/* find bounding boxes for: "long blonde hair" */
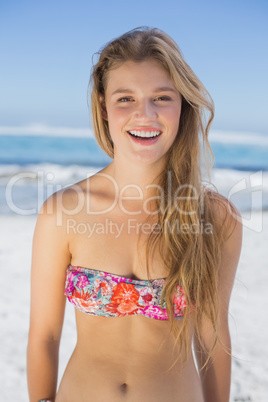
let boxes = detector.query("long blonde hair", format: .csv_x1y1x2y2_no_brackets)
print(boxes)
89,27,235,369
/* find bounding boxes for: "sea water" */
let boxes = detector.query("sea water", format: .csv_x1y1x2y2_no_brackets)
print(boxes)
0,131,267,216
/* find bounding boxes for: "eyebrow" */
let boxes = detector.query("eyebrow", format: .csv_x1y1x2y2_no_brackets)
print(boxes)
111,86,178,96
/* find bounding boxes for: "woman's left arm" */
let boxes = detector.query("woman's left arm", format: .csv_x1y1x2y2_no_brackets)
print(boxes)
194,201,243,402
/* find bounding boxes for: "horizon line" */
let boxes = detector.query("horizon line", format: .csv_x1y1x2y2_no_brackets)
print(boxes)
0,124,94,138
0,124,268,145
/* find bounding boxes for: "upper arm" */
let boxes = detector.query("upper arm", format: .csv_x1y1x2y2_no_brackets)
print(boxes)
216,200,243,321
194,197,243,352
29,192,71,342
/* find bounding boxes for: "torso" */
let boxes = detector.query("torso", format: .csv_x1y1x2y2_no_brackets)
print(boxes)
55,168,204,402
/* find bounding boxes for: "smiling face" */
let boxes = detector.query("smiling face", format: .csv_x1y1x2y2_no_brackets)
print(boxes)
102,59,182,166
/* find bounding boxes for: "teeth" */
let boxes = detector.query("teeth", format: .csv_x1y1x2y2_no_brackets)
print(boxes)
128,130,161,138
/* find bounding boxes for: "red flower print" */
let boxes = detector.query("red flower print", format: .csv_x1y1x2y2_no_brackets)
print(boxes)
99,281,110,295
111,283,140,304
73,288,92,302
117,301,139,314
106,283,141,316
142,293,153,303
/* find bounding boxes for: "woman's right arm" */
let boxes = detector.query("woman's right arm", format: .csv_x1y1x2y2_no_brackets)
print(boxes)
27,193,71,402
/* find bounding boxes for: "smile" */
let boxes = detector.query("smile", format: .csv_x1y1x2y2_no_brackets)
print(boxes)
127,130,162,139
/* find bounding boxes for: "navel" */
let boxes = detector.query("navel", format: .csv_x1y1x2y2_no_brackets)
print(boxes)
119,382,128,393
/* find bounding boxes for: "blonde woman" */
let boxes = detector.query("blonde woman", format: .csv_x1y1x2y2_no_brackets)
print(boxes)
27,27,242,402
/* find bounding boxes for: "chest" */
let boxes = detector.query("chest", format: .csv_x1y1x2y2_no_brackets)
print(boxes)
68,210,167,280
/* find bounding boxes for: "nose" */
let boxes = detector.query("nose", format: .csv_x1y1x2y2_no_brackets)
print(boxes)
134,99,157,121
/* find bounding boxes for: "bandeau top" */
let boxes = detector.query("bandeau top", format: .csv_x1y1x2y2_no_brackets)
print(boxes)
64,265,186,320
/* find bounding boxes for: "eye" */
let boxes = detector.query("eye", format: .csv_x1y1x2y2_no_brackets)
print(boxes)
118,97,133,102
155,96,172,101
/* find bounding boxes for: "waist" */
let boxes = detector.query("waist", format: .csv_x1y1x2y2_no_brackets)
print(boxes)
58,345,203,402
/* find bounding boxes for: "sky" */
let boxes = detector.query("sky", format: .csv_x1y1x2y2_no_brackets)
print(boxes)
0,0,268,135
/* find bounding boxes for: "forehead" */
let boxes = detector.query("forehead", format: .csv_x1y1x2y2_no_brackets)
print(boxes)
105,59,175,92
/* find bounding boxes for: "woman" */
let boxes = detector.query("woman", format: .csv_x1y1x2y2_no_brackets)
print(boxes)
27,27,242,402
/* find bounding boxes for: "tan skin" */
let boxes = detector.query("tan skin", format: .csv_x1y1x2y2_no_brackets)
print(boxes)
27,60,242,401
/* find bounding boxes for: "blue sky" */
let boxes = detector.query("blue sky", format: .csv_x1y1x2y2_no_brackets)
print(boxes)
0,0,267,134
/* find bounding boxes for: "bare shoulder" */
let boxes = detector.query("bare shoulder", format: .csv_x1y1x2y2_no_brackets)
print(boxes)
205,189,243,244
42,179,88,214
35,171,110,236
39,175,97,223
35,166,114,237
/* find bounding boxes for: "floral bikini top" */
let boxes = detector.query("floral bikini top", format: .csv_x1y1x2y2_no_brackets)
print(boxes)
64,265,186,320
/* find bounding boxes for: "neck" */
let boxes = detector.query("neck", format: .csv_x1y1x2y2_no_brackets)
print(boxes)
107,158,166,197
101,155,168,216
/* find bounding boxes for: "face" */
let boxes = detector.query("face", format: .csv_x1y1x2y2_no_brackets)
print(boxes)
102,59,182,166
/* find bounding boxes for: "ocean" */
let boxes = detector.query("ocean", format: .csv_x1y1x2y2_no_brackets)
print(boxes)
0,130,267,216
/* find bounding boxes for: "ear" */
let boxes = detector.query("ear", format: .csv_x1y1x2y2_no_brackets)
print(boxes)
99,95,108,120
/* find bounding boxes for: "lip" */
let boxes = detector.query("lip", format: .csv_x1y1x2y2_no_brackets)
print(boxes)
128,127,162,132
127,128,162,145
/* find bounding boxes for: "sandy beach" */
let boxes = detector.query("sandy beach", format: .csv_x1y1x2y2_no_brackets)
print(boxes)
0,211,267,401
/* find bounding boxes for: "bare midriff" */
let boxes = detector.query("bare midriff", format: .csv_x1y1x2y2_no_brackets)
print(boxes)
56,311,204,402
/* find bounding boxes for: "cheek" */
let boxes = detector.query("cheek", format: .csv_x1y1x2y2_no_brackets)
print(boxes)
173,109,182,128
108,107,130,125
166,109,181,139
107,109,130,139
162,103,181,119
165,111,181,133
